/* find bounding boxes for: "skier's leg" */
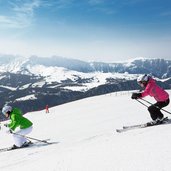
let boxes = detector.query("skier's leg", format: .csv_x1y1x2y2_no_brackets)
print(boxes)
148,99,170,121
148,105,159,120
154,99,170,119
13,126,33,147
13,134,26,147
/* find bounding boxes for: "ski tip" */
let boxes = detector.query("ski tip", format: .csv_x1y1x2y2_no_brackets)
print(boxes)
116,129,122,133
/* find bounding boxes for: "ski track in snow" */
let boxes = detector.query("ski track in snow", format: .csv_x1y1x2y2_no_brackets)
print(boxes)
0,90,171,171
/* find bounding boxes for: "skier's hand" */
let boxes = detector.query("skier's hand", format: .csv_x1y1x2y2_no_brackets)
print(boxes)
4,127,13,134
5,128,13,134
131,93,142,99
3,123,8,127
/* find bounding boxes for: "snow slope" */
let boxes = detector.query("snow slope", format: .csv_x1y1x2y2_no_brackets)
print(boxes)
0,90,171,171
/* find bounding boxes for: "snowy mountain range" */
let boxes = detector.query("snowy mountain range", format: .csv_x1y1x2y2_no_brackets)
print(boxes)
0,55,171,118
1,55,171,78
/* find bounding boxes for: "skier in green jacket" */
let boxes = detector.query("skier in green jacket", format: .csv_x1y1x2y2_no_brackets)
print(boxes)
2,105,33,149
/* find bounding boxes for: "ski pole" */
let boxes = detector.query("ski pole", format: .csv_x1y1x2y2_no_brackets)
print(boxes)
139,98,171,115
12,132,51,144
136,99,149,108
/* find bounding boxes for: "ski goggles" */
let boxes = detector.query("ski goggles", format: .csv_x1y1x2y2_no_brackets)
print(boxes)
138,81,146,86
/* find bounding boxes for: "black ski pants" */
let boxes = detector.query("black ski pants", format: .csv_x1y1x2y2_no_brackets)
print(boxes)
148,98,170,120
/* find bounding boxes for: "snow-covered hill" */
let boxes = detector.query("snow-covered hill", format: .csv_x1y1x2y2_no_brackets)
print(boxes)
0,90,171,171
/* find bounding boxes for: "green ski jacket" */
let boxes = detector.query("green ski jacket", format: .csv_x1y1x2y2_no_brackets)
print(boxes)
8,108,33,131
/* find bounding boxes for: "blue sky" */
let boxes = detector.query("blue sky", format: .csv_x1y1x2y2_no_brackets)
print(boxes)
0,0,171,62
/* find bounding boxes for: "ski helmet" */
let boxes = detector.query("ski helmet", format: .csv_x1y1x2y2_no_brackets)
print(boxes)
137,74,150,84
2,105,12,115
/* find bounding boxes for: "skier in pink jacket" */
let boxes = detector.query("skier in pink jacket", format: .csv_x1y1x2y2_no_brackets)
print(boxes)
131,74,170,124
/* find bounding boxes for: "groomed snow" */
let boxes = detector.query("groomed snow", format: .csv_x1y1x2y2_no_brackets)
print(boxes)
0,90,171,171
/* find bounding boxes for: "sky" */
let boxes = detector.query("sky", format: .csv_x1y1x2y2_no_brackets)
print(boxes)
0,0,171,62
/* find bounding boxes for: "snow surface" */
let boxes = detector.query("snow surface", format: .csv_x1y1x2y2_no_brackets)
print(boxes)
15,94,37,101
0,90,171,171
0,85,17,91
28,64,139,91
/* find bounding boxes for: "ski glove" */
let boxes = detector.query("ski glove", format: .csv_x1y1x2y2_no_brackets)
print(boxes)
3,124,12,134
4,123,8,127
131,93,142,99
6,128,13,134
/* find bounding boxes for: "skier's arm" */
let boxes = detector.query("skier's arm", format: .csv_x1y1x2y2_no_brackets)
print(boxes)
141,83,151,98
8,115,18,131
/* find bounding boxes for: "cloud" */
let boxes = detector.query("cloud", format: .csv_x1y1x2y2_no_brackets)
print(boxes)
41,0,74,9
0,0,41,28
11,0,40,14
0,15,27,28
0,16,12,23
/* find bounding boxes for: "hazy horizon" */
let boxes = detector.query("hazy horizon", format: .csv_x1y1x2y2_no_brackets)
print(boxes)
0,53,171,63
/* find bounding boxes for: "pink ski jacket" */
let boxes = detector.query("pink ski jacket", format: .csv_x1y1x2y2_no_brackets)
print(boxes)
141,78,169,102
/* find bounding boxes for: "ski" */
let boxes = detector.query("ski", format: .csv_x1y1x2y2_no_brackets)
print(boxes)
0,147,12,152
123,117,169,129
123,124,146,129
116,117,171,133
116,123,148,133
0,139,58,153
0,145,30,152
